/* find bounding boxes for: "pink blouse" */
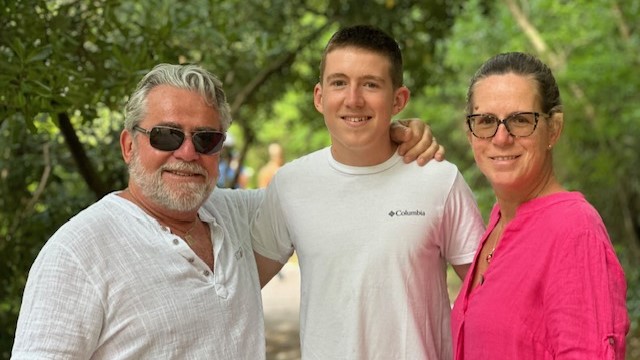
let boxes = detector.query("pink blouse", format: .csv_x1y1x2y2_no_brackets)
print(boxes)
451,192,629,359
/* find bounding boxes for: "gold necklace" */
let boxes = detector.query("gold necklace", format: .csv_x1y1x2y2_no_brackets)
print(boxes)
485,185,550,264
181,220,199,248
486,222,504,264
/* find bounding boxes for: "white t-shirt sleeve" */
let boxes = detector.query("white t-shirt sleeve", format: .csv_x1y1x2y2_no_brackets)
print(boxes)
250,176,295,264
441,171,485,265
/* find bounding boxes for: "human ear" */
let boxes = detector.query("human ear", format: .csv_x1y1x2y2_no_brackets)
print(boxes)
313,83,323,113
547,112,564,148
392,86,411,115
120,129,135,164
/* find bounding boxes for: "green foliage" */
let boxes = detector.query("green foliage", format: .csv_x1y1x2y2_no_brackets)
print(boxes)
1,0,638,357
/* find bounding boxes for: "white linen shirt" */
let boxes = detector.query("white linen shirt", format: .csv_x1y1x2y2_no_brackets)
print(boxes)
12,189,265,359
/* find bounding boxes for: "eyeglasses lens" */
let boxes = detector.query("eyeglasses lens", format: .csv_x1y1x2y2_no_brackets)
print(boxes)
469,112,537,138
506,113,536,136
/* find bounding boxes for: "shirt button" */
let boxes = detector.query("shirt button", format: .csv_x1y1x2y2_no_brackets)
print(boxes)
203,270,210,277
609,337,615,345
188,257,195,263
172,238,180,245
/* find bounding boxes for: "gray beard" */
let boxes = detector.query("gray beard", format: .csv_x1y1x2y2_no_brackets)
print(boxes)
128,148,214,212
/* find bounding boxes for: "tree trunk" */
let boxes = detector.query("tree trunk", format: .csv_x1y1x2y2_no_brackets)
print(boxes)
57,112,109,198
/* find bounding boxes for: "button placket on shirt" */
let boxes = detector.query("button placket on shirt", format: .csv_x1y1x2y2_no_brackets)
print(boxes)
173,235,214,279
161,217,230,296
161,225,211,280
210,221,229,298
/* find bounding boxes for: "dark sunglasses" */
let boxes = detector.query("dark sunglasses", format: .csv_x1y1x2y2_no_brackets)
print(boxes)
133,125,226,155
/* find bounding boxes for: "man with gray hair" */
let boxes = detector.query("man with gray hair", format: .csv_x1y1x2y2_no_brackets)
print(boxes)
13,63,267,358
12,63,439,358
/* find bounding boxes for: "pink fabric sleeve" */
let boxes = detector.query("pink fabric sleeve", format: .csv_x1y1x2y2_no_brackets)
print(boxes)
545,228,628,359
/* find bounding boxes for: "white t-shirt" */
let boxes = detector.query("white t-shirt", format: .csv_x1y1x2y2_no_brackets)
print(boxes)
251,148,485,360
13,189,265,359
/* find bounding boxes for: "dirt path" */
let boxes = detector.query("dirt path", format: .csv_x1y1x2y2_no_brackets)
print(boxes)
262,263,301,360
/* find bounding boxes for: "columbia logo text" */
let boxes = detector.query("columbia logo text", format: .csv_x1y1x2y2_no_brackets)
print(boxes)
388,210,426,217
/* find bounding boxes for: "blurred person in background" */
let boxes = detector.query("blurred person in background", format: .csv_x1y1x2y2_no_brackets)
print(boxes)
258,142,285,188
217,133,250,188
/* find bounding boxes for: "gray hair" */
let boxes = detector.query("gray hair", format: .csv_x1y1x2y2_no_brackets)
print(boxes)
124,63,232,132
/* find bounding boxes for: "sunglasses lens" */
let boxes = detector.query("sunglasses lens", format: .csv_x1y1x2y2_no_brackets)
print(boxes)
149,127,185,151
147,127,225,155
193,132,226,154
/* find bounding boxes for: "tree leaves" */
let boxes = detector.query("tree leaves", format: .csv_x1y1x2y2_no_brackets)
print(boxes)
2,0,638,356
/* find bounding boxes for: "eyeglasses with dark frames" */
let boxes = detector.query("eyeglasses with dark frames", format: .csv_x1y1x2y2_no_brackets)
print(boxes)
466,111,547,139
133,125,226,155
